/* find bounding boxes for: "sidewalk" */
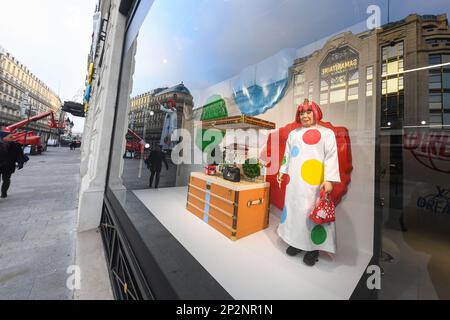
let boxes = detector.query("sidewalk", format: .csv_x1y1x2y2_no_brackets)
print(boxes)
0,147,80,299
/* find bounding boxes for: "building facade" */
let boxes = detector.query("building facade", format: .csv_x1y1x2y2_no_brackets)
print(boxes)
128,83,193,150
0,46,63,141
377,14,450,129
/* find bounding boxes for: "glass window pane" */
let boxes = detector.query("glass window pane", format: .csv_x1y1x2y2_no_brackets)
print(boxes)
330,88,346,103
429,92,442,103
429,74,441,89
349,71,359,82
387,78,399,93
399,76,404,90
444,113,450,125
429,82,441,90
430,113,442,124
429,54,441,65
442,54,450,64
366,66,373,81
386,45,397,59
444,93,450,111
348,86,358,96
429,102,442,110
443,73,450,89
398,42,404,55
387,61,399,75
399,59,404,72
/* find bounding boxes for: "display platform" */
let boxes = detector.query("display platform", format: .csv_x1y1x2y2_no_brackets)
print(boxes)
134,187,372,299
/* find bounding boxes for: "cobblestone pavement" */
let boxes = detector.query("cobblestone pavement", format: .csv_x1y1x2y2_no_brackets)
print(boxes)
0,147,80,299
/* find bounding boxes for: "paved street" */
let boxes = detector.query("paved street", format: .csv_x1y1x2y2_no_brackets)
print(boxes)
0,147,80,299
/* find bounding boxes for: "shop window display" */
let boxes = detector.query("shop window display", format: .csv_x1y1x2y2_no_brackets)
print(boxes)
103,0,450,300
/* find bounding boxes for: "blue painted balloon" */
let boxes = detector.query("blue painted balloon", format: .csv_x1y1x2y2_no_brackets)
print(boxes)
233,79,288,116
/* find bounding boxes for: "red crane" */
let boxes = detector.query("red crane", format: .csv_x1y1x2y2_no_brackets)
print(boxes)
126,128,146,158
2,111,66,152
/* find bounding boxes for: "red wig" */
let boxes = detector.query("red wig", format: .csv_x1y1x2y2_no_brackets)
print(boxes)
296,99,323,123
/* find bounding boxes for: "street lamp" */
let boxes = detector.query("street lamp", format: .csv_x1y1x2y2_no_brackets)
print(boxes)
141,106,156,151
20,92,33,152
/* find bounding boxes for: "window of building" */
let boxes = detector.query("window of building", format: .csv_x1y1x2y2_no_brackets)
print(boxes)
319,79,329,105
348,85,358,100
381,41,404,127
366,66,373,97
428,54,450,125
330,88,346,103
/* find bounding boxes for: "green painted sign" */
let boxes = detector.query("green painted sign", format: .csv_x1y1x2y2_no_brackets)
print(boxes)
196,98,228,152
200,99,228,121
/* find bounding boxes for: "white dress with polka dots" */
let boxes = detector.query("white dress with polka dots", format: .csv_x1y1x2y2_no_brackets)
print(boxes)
278,125,341,254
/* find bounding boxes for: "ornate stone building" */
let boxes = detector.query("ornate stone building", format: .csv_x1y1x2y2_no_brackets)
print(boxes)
0,46,63,140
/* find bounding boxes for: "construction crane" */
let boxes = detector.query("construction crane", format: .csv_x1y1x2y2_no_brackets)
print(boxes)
125,128,147,158
2,111,66,154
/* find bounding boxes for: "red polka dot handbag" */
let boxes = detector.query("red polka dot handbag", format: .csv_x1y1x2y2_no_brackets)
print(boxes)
309,189,336,224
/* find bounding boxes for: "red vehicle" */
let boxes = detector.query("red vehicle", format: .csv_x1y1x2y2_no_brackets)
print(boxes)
1,111,66,154
125,128,146,159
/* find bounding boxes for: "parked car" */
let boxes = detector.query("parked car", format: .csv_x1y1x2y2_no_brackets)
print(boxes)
47,139,59,147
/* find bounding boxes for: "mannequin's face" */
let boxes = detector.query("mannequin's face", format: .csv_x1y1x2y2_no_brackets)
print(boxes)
300,109,316,127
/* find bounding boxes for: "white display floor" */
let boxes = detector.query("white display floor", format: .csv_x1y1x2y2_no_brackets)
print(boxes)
134,187,372,299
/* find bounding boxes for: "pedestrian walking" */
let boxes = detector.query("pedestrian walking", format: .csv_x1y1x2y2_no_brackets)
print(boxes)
0,133,29,198
144,145,169,189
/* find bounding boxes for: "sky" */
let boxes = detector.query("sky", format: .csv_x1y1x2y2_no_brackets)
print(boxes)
132,0,450,107
0,0,96,133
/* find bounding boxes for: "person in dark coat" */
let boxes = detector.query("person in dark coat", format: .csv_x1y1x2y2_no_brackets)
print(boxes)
144,145,169,189
0,133,28,198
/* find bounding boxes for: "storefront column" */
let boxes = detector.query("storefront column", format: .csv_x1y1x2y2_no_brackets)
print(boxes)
77,0,127,232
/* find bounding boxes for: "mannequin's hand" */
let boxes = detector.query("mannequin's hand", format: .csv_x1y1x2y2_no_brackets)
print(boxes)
321,181,333,194
277,172,283,189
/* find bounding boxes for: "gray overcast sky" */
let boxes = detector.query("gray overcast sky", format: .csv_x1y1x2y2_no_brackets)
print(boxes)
0,0,96,133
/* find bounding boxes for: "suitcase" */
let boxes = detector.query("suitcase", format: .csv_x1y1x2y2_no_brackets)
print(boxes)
186,172,270,241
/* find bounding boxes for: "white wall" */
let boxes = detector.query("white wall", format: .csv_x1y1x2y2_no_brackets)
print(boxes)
77,0,128,232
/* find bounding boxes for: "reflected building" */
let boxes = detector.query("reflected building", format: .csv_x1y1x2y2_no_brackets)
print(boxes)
128,83,193,149
291,31,377,135
378,14,450,128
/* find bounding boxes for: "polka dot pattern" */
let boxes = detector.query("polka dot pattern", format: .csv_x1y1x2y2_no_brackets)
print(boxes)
291,146,299,157
311,225,327,245
284,174,291,186
303,129,321,145
301,160,324,186
281,206,287,224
